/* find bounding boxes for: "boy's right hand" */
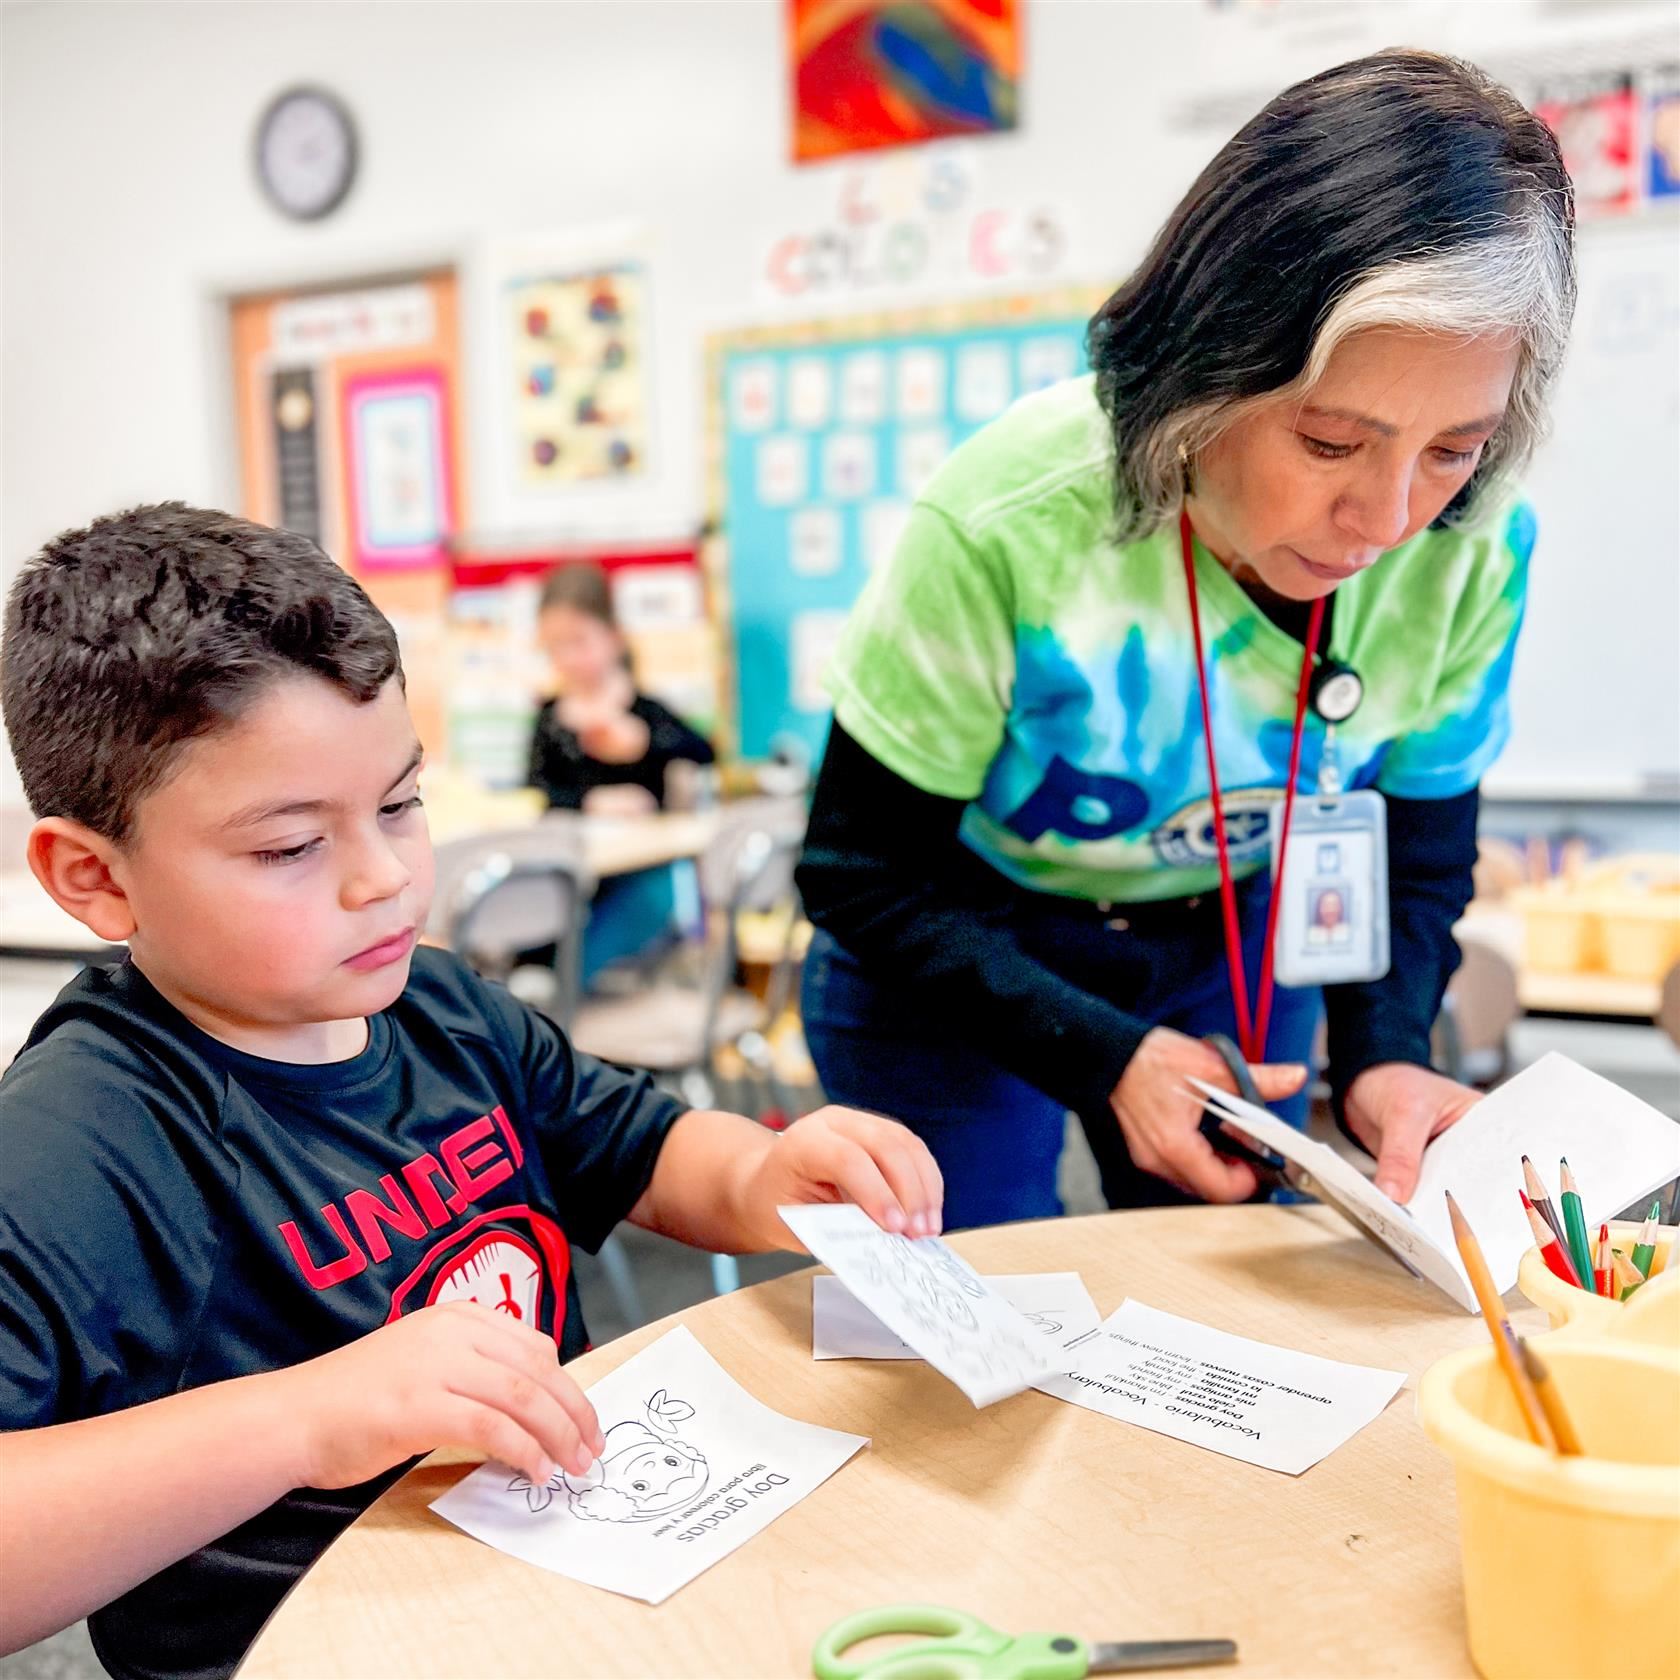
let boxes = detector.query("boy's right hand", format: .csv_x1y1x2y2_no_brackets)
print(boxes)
273,1302,604,1492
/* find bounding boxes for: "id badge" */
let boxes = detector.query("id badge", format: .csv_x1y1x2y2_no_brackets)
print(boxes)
1269,789,1389,986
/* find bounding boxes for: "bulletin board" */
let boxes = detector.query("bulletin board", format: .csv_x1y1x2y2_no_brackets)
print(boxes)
705,286,1106,764
227,270,470,757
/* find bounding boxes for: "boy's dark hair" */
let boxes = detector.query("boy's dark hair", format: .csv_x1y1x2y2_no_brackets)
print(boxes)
2,502,403,845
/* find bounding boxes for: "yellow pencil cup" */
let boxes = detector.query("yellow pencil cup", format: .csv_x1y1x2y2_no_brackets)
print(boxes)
1518,1220,1677,1331
1419,1337,1680,1680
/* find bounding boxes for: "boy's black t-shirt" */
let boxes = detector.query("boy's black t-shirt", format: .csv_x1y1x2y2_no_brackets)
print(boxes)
0,947,685,1680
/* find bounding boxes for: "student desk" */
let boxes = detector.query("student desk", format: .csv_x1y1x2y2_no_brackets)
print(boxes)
237,1205,1518,1680
428,807,724,880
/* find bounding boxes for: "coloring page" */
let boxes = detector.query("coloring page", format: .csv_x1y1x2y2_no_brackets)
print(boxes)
780,1203,1062,1406
430,1325,867,1603
813,1271,1100,1361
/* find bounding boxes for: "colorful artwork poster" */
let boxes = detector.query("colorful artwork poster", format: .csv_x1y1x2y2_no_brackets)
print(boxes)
510,263,649,484
790,0,1020,163
1535,72,1639,218
1648,65,1680,201
342,366,453,571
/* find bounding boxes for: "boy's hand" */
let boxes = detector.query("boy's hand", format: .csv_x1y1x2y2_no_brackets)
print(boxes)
274,1303,604,1491
747,1105,944,1245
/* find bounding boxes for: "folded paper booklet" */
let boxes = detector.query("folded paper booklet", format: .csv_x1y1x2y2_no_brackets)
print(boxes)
813,1271,1101,1361
1195,1052,1680,1313
780,1203,1063,1405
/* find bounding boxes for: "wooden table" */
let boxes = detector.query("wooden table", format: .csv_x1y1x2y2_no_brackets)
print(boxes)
239,1205,1521,1680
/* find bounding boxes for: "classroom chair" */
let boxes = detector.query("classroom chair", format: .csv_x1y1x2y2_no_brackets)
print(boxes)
428,824,595,1022
1657,959,1680,1053
568,798,808,1295
1433,931,1521,1088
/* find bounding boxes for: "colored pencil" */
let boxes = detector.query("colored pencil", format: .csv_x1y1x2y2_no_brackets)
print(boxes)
1446,1191,1557,1450
1519,1189,1581,1287
1594,1222,1611,1298
1632,1199,1661,1279
1518,1338,1584,1455
1558,1159,1598,1296
1521,1155,1567,1249
1610,1248,1644,1301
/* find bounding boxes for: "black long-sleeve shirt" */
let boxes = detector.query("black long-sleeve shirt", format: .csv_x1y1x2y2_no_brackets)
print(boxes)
796,720,1477,1124
526,693,714,811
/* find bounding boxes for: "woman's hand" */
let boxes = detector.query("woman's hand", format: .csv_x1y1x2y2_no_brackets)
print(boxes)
1342,1062,1479,1202
1110,1027,1308,1202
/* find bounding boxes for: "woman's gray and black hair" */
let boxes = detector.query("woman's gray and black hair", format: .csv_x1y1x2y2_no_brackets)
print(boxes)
1088,49,1576,540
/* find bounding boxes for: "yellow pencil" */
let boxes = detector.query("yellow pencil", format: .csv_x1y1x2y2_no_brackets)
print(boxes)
1446,1191,1557,1450
1610,1248,1645,1301
1517,1338,1584,1455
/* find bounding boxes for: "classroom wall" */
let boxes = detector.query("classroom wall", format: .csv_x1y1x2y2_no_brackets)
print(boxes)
2,0,1676,813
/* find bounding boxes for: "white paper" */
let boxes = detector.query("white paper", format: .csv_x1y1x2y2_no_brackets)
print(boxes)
897,426,951,496
1195,1052,1680,1314
789,506,843,577
787,357,833,429
861,499,911,574
780,1204,1061,1406
954,342,1012,420
756,435,808,505
1406,1052,1680,1293
813,1271,1101,1361
1038,1301,1405,1476
1192,1081,1478,1312
822,431,877,500
730,359,777,432
789,609,849,711
895,347,946,420
430,1325,866,1605
1019,336,1078,392
840,351,888,424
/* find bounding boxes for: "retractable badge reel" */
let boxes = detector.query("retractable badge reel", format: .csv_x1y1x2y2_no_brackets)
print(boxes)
1270,658,1391,988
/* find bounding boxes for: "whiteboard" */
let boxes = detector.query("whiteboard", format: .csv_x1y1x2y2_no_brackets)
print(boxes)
1485,218,1680,800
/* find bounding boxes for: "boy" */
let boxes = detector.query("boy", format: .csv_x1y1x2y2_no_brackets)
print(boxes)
0,505,942,1680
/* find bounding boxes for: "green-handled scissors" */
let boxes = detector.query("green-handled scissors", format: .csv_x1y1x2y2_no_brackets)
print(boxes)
813,1604,1238,1679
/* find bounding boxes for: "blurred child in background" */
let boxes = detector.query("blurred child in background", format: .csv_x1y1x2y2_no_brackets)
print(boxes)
527,564,714,986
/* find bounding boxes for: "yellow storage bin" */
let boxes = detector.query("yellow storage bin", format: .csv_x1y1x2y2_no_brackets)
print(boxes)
1513,886,1598,973
1518,1219,1677,1331
1594,889,1680,983
1419,1333,1680,1680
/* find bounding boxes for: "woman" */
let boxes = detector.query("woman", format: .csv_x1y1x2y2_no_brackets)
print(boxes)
527,564,715,984
797,50,1575,1229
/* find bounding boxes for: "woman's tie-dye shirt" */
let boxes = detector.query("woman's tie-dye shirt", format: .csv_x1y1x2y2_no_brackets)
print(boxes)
826,374,1530,904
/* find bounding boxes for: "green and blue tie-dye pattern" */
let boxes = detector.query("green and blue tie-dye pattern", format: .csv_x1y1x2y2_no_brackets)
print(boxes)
826,375,1530,904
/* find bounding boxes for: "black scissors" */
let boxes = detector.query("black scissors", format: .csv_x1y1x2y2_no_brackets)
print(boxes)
1195,1033,1424,1277
1195,1033,1299,1194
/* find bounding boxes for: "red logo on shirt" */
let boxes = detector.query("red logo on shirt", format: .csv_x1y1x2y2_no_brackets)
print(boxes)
275,1105,573,1346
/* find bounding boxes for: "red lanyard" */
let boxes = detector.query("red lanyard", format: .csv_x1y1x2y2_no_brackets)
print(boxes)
1179,509,1324,1064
